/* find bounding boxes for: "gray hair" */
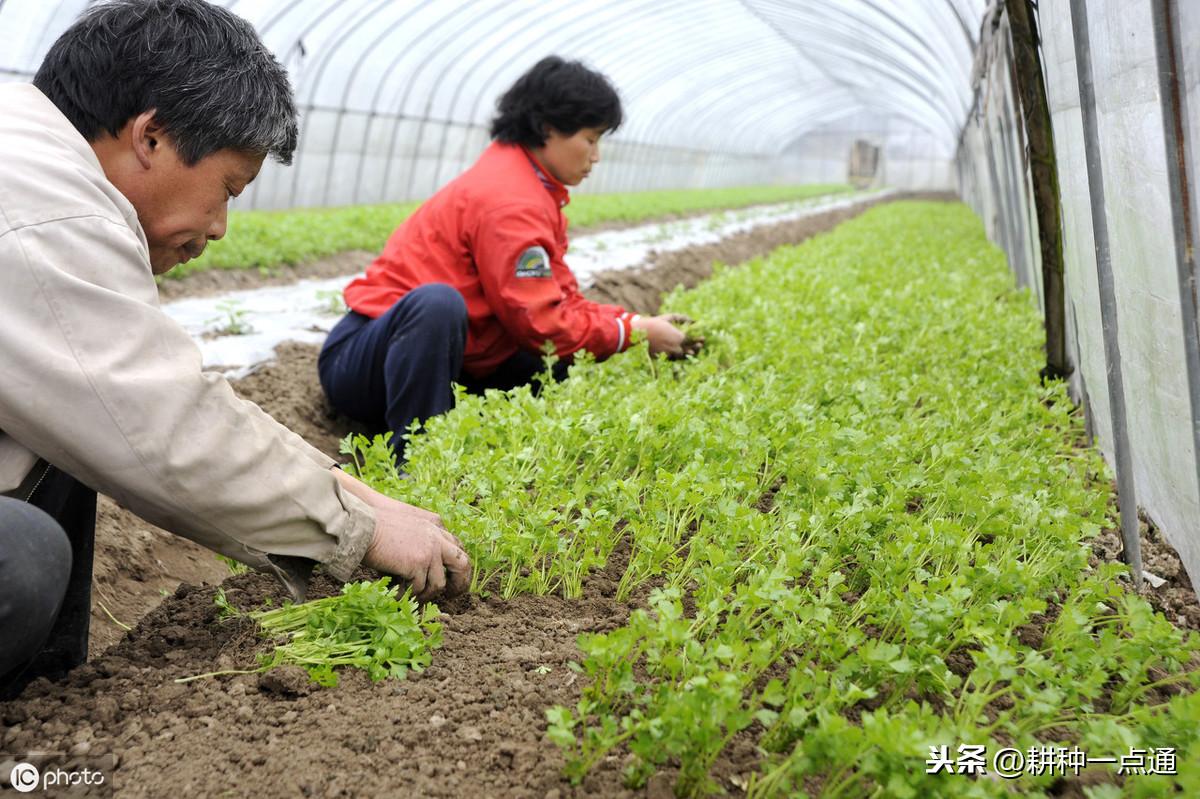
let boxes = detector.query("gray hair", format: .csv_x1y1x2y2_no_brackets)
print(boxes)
34,0,298,165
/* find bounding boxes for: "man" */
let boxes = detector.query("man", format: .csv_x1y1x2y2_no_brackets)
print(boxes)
319,56,702,463
0,0,470,700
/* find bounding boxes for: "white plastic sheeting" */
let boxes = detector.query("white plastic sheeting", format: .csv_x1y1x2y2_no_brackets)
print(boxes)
957,0,1200,588
0,0,983,208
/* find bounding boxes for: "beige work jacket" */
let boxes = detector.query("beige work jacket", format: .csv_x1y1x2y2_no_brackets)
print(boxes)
0,84,374,591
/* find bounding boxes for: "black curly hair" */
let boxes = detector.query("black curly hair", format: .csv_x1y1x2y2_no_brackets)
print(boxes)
490,55,623,147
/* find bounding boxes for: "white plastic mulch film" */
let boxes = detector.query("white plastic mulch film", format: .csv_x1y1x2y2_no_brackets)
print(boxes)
0,0,981,209
958,0,1200,589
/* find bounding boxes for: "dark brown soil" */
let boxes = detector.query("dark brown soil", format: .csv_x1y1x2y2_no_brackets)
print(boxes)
1090,510,1200,630
88,500,229,659
8,518,737,796
4,568,667,798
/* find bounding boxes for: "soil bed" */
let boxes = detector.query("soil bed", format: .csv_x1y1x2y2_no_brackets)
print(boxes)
1090,507,1200,630
5,569,658,798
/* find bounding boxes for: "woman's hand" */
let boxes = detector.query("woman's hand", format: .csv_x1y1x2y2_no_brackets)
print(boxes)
631,314,704,359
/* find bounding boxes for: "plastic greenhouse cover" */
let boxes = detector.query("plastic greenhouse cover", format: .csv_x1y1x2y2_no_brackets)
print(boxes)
0,0,983,159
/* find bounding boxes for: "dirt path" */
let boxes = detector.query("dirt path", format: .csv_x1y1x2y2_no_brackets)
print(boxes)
20,191,1194,799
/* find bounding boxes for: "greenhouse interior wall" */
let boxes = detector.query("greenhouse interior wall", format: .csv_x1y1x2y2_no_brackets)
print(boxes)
958,0,1200,590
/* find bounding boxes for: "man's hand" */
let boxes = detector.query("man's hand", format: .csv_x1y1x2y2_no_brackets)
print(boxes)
632,313,705,359
333,469,471,601
361,501,471,601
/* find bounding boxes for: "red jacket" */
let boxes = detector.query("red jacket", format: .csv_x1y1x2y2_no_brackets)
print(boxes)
343,142,634,378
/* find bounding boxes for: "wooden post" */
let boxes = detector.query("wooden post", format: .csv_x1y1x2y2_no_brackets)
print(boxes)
1006,0,1072,381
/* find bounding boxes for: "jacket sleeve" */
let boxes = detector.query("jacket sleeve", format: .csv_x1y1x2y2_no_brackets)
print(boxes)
0,214,375,582
473,204,635,359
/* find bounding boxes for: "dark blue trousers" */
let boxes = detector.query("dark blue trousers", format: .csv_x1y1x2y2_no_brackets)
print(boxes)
318,284,565,463
0,467,95,699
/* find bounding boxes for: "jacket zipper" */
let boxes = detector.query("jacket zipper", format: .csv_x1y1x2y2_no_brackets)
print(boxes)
23,461,51,502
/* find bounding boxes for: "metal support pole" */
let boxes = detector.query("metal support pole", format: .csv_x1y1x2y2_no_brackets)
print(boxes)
1069,0,1142,586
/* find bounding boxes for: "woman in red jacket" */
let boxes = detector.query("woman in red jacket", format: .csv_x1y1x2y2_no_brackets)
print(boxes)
319,56,699,462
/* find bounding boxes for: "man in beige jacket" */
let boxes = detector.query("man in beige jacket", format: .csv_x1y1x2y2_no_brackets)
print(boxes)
0,0,470,699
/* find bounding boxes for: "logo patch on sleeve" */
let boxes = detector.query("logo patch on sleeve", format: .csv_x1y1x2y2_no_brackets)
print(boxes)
515,246,552,278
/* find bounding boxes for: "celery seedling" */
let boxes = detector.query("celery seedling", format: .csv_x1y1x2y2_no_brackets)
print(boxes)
180,577,442,687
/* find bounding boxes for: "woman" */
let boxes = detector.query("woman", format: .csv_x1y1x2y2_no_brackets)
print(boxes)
319,55,699,462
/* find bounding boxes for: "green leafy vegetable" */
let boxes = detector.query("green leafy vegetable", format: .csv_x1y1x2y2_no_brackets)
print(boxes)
183,578,442,688
339,201,1200,796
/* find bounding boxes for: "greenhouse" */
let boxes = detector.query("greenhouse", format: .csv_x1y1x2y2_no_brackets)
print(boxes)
0,0,1198,796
